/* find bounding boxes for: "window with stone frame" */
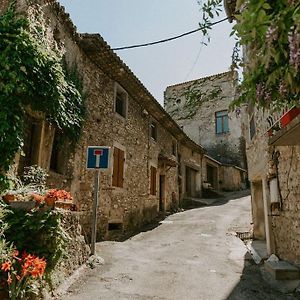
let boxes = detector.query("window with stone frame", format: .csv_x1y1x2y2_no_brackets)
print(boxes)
115,85,128,118
150,121,157,141
150,166,157,196
17,116,42,175
215,110,229,134
50,129,69,174
112,147,125,188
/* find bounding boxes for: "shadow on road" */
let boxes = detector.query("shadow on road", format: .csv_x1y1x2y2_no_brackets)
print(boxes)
182,189,251,210
225,254,298,300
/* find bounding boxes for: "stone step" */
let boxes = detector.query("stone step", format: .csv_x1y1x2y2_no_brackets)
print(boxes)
264,260,300,280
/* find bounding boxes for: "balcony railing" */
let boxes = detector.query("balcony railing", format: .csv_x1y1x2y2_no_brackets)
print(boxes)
266,106,300,146
265,106,300,136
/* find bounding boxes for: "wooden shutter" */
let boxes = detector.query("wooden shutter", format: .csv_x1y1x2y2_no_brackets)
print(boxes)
150,166,157,195
112,147,125,188
112,148,119,187
118,149,124,188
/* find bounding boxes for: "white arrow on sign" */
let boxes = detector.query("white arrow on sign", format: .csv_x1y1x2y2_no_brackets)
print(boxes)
94,149,103,168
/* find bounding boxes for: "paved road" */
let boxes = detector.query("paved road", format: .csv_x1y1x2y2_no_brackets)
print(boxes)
61,192,295,300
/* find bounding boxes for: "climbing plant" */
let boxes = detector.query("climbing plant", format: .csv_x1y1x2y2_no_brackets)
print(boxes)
0,3,85,191
198,0,300,111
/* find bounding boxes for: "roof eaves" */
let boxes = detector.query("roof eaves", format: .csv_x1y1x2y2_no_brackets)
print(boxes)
76,33,205,154
165,71,234,90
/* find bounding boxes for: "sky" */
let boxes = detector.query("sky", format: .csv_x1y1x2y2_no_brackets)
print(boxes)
58,1,236,105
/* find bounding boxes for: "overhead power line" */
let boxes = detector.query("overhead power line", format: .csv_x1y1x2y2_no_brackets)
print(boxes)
112,17,228,51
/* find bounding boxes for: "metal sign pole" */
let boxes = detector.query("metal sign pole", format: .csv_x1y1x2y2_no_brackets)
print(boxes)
91,170,100,255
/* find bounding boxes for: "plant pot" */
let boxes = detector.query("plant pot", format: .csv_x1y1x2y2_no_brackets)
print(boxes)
280,108,300,128
54,200,75,210
45,197,56,207
9,200,36,211
2,194,15,203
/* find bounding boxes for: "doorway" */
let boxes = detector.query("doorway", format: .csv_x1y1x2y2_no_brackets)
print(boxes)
185,166,197,197
159,175,165,211
207,164,218,189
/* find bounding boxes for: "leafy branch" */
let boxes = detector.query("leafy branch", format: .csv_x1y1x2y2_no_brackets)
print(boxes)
198,0,300,111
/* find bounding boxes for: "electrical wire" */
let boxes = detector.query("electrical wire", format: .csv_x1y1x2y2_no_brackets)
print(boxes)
184,39,205,81
112,17,228,51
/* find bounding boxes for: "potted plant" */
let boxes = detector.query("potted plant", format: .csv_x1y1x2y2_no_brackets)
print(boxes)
44,189,73,209
280,107,300,128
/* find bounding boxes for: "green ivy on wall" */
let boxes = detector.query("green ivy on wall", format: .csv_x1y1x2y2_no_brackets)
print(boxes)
0,3,85,191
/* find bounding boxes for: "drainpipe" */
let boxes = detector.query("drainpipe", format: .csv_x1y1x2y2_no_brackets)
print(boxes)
262,177,275,255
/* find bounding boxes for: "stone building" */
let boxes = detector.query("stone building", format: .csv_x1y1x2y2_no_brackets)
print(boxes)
224,0,300,268
244,105,300,266
202,155,247,192
1,0,204,240
164,71,247,191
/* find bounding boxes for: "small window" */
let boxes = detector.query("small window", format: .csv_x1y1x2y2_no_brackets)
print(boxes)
150,121,157,141
50,130,69,174
249,115,256,140
215,110,229,134
150,166,157,196
112,147,125,188
172,141,177,156
115,85,127,118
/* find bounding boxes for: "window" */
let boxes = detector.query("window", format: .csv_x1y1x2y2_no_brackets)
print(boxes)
215,110,229,134
112,147,125,188
249,115,256,140
50,130,69,174
150,121,157,141
172,141,177,156
115,85,127,118
150,166,157,195
18,116,42,174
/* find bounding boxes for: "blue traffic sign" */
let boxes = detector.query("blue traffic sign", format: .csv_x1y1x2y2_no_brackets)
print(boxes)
87,146,110,169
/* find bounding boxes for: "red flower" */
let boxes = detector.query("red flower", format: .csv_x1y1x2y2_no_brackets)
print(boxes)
7,274,12,285
1,262,11,272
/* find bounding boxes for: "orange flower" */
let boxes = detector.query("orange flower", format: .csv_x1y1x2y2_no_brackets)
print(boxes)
30,257,46,277
7,274,12,285
1,261,11,272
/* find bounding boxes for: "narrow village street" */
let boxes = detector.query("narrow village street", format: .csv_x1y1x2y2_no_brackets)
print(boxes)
59,192,296,300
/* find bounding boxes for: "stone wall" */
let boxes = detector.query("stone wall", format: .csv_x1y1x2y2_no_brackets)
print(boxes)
244,104,300,265
51,211,90,288
164,71,246,168
219,166,246,191
271,145,300,265
0,0,8,13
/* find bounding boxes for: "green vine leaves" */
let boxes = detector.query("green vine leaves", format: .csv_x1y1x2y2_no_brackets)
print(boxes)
0,4,84,191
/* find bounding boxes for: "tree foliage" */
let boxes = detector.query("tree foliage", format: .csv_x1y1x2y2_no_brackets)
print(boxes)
199,0,300,110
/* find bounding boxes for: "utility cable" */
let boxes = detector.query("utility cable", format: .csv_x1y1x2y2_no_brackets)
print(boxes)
184,39,205,81
112,17,228,51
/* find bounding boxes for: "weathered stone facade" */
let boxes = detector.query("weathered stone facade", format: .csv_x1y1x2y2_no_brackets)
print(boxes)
52,211,90,288
202,155,247,192
2,0,204,241
164,71,246,168
244,104,300,266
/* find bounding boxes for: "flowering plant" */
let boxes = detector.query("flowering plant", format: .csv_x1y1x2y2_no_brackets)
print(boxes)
45,189,73,201
199,0,300,111
0,249,46,300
